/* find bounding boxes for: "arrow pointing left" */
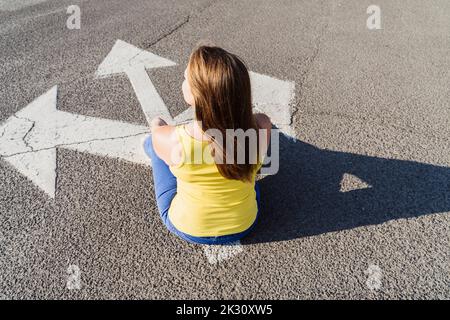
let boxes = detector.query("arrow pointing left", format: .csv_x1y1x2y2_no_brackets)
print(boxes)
0,86,150,198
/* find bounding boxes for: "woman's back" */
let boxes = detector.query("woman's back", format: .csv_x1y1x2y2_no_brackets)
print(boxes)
168,124,261,237
147,45,271,245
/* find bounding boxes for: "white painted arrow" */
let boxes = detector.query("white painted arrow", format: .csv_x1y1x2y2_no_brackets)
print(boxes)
0,86,150,198
95,40,296,264
96,39,177,125
97,40,296,137
250,71,295,137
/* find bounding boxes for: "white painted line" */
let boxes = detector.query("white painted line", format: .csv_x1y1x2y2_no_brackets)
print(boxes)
96,40,177,125
4,149,56,197
202,241,244,264
173,107,194,124
250,71,296,138
0,86,150,198
0,0,48,11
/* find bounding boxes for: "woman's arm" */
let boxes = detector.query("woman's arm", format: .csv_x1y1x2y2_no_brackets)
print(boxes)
254,113,272,158
151,117,183,167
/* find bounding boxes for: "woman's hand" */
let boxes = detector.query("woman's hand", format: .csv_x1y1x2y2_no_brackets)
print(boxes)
150,117,168,133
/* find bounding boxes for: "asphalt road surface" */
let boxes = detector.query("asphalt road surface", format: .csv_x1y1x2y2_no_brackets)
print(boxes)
0,0,449,299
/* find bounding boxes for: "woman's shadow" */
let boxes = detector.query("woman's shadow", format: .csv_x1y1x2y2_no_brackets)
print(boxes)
244,130,450,244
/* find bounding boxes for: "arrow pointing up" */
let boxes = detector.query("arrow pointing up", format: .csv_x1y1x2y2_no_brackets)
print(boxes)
96,40,177,125
0,86,150,198
96,40,296,135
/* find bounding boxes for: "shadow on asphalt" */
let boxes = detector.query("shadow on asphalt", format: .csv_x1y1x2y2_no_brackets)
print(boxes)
244,131,450,244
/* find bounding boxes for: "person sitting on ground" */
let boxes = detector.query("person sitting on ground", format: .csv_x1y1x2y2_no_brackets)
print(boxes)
144,45,271,245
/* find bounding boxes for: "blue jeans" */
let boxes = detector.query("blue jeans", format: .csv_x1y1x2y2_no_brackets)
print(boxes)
144,136,260,245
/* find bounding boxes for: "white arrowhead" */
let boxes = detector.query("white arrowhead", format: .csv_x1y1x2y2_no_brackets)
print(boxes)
250,71,295,137
340,173,373,192
96,40,177,125
4,149,57,198
96,40,176,76
0,86,150,198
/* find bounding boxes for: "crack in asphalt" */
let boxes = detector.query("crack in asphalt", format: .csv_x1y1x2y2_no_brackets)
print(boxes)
17,115,36,152
144,15,191,50
11,114,35,152
290,0,334,130
0,126,5,139
54,148,58,198
2,131,149,158
144,0,220,49
290,29,326,132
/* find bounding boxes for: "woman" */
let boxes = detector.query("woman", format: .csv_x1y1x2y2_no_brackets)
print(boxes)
144,46,271,245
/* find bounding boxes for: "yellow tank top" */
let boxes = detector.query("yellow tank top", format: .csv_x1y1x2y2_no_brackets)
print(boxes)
168,124,261,237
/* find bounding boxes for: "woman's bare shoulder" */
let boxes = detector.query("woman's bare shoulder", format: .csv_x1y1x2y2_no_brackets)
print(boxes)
151,125,182,166
151,123,179,147
254,113,272,130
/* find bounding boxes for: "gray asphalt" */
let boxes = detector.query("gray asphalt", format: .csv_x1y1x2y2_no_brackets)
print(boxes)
0,0,449,299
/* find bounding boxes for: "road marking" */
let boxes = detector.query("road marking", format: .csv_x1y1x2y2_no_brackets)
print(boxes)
250,71,295,137
0,0,48,11
96,40,296,263
202,241,244,264
96,40,179,125
1,39,295,263
97,40,296,135
0,86,149,198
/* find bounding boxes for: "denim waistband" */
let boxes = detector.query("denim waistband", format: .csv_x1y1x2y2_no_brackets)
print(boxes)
165,212,259,245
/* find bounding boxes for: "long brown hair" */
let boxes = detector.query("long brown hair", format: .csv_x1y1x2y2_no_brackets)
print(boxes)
187,46,259,182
